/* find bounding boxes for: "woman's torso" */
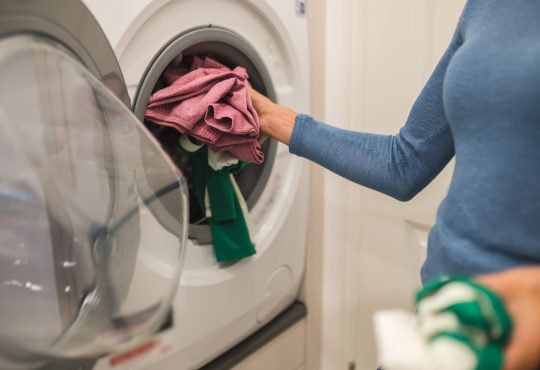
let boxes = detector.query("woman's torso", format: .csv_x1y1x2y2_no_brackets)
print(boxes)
423,0,540,282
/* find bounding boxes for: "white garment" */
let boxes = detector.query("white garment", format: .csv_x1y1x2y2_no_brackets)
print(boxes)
178,135,239,170
374,310,476,370
374,281,488,370
178,134,203,152
374,310,434,370
208,150,238,171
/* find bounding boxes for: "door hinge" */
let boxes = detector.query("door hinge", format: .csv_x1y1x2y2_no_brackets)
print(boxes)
295,0,306,16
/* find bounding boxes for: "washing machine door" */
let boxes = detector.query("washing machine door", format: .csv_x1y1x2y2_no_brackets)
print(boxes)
0,1,189,369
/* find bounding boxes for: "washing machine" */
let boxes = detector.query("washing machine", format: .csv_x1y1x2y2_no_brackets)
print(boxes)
0,1,189,369
79,1,310,369
0,0,310,368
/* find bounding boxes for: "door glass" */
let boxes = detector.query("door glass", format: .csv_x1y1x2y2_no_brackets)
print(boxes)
0,35,188,368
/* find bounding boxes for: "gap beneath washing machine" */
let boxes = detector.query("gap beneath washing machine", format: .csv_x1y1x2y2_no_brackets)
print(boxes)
199,301,307,370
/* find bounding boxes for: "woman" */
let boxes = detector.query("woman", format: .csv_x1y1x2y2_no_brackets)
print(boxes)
249,1,540,369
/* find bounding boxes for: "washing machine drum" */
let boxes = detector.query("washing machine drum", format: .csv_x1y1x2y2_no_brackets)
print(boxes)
0,2,189,369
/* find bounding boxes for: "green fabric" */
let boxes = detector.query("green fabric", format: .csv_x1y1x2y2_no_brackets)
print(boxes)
415,277,513,370
189,146,255,262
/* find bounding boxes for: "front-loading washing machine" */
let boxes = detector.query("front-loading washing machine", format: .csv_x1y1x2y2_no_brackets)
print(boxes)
0,0,309,368
0,1,189,370
80,1,310,369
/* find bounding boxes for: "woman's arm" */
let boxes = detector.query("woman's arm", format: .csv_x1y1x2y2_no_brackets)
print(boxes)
251,20,464,201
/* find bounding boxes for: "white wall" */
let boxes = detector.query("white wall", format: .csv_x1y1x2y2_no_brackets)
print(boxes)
298,1,326,369
302,1,466,369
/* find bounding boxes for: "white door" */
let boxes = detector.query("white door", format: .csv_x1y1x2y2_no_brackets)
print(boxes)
348,2,465,368
311,1,466,369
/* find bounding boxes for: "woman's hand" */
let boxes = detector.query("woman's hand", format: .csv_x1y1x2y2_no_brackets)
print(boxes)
477,267,540,370
249,87,298,145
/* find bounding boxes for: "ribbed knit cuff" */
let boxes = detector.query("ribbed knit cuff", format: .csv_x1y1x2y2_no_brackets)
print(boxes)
289,113,311,156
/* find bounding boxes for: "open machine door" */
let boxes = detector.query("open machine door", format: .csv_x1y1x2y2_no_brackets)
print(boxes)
0,1,189,369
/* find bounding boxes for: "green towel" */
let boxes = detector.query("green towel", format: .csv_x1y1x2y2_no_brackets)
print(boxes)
189,146,256,262
415,277,513,370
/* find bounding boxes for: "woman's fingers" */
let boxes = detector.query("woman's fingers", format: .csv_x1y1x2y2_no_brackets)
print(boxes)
258,133,269,145
248,87,272,112
501,295,540,370
477,267,540,370
248,86,297,145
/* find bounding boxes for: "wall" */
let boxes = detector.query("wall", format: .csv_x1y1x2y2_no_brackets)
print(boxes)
298,0,326,369
301,1,466,369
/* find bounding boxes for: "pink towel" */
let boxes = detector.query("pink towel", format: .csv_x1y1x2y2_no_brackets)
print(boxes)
145,56,264,164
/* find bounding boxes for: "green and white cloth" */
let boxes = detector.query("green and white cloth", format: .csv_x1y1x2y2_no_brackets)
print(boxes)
374,277,513,370
179,135,256,262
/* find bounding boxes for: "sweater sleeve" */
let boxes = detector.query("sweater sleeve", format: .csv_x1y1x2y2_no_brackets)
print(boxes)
289,22,464,202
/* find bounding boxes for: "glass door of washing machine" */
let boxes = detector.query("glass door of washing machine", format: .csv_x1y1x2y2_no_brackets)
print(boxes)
0,34,189,370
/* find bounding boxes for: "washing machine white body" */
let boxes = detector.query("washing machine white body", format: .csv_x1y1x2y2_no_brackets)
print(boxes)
82,1,310,369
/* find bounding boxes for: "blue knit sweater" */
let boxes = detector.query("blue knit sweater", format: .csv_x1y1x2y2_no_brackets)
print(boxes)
290,0,540,283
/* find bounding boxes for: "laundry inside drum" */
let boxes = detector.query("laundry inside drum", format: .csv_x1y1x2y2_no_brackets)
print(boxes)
136,36,277,245
146,122,274,228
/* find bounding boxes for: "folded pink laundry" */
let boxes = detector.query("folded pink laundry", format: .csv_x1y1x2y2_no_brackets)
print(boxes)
145,56,264,164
